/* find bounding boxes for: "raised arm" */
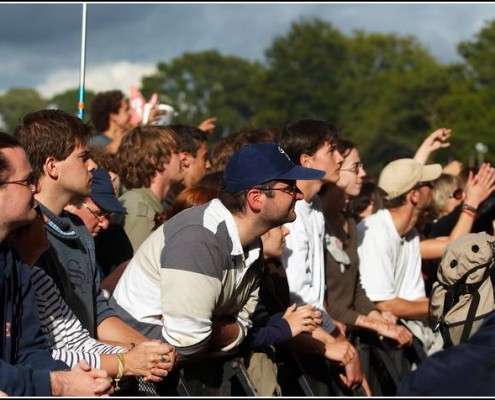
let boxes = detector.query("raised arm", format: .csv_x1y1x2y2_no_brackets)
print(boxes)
413,128,452,165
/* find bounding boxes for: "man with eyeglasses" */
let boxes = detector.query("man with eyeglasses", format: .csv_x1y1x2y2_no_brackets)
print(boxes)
66,168,126,238
111,143,324,358
357,158,444,356
13,110,169,364
0,132,113,396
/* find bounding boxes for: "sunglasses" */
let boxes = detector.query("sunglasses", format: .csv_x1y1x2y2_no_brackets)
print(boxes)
259,182,302,196
449,188,464,200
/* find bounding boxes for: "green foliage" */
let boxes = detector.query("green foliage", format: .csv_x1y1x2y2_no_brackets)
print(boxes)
3,17,495,168
49,88,96,124
141,50,265,142
0,88,48,133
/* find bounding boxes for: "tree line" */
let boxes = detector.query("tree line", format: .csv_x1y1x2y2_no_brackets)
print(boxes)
1,18,495,176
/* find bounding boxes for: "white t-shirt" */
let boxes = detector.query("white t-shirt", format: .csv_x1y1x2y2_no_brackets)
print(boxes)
282,196,326,310
357,209,426,302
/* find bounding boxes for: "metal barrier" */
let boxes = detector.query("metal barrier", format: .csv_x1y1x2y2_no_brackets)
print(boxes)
176,350,258,396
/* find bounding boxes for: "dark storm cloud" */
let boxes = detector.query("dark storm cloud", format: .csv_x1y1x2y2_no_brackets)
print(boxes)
3,2,495,95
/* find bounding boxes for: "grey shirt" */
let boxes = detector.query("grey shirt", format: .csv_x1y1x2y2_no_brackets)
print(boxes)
37,203,118,337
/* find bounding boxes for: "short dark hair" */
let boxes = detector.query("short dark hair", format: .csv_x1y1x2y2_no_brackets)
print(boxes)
383,192,408,209
336,137,357,159
168,124,208,156
14,109,92,183
0,132,22,180
90,90,125,132
219,180,276,215
279,119,339,165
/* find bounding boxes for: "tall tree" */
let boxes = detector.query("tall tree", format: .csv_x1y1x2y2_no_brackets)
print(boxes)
257,18,349,128
0,88,47,133
140,50,265,141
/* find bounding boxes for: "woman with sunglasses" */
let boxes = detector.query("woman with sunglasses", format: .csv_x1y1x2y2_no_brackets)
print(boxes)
419,163,495,260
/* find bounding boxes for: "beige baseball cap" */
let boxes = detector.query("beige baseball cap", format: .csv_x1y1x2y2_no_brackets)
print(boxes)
378,158,442,200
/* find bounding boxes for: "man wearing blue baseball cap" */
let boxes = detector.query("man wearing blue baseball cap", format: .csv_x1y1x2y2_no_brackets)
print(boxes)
66,168,126,238
65,168,134,281
112,142,325,358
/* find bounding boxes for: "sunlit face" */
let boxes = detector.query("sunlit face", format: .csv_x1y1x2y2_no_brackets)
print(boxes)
0,147,38,238
55,144,97,203
306,141,344,183
113,99,131,129
166,151,185,182
66,197,110,237
261,180,304,227
337,148,367,197
261,225,290,259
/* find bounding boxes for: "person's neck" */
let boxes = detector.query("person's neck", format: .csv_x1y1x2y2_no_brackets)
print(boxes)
35,185,73,216
297,179,322,203
103,124,125,140
232,213,269,249
388,205,418,238
149,177,174,203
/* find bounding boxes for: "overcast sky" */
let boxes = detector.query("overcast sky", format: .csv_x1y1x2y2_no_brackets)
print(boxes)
2,2,495,99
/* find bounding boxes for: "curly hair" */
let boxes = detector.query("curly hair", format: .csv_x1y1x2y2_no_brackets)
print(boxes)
14,109,92,183
89,146,118,173
90,90,125,132
116,125,179,189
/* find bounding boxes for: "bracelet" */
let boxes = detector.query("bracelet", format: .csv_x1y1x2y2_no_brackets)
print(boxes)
114,353,125,391
462,204,477,214
462,209,476,219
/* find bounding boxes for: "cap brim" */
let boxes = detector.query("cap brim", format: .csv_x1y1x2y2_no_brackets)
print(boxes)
278,165,325,181
420,164,442,182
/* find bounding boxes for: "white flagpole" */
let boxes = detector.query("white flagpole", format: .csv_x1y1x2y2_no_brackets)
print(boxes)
77,3,88,120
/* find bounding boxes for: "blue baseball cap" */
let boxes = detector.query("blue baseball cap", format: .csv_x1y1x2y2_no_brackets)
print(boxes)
223,143,325,193
90,168,126,214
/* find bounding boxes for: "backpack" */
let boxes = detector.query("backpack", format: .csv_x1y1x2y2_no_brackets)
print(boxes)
429,232,495,348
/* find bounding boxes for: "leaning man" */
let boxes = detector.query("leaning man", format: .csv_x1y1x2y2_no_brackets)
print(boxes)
111,143,325,357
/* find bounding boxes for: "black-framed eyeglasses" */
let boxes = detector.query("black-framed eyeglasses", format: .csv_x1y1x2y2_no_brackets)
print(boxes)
81,202,111,221
449,188,464,200
259,182,301,196
0,173,36,190
340,162,363,175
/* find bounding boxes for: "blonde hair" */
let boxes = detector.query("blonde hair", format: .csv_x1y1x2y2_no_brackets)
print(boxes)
431,173,460,218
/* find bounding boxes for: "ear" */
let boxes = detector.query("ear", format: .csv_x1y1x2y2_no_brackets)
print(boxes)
409,189,419,206
181,152,191,168
246,188,263,213
300,153,312,168
44,156,59,179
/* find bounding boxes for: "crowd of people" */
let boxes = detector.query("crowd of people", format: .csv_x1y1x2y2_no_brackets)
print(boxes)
1,88,495,396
